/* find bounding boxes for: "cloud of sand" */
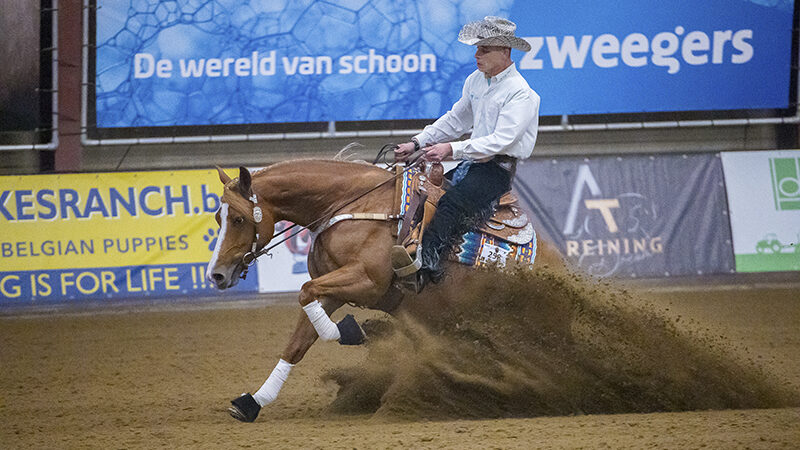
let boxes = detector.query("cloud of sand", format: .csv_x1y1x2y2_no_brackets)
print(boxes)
324,266,800,420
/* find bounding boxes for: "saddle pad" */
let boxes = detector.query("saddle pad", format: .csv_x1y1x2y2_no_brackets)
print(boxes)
399,167,537,268
456,231,537,268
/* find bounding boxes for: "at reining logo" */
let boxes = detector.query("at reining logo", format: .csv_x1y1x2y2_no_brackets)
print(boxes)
562,164,663,277
770,157,800,211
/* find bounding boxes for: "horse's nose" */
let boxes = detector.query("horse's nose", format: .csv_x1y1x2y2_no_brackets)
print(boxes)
210,272,226,287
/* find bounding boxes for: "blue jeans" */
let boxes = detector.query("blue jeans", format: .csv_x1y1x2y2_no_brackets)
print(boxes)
420,159,512,273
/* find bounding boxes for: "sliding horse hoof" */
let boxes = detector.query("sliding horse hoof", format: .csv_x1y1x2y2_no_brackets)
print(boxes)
229,393,260,422
336,314,366,345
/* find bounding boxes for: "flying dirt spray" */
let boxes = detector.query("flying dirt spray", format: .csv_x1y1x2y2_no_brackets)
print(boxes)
324,266,799,419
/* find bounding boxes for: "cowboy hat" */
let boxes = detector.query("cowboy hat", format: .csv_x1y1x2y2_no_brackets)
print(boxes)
458,16,531,52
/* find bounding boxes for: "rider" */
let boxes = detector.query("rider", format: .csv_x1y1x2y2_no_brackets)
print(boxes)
395,16,540,287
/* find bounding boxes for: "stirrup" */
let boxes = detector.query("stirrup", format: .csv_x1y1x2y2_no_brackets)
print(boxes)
391,245,421,278
391,245,424,293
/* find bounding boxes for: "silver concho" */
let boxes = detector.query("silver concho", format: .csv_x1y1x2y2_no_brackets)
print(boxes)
502,211,529,228
506,222,534,245
486,221,505,230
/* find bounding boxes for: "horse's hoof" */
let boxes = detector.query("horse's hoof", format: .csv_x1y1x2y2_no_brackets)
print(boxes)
229,393,260,422
336,314,366,345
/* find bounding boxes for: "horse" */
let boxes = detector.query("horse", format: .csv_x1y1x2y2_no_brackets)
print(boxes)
205,159,566,422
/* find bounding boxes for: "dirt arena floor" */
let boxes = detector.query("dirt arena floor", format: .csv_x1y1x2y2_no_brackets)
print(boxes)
1,274,799,449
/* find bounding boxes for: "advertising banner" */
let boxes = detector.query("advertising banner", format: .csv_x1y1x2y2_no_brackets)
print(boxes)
513,154,734,278
0,169,258,306
721,150,800,272
255,221,312,293
94,0,796,130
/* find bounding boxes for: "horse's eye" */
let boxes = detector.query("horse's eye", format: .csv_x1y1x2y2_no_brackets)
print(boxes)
234,216,245,225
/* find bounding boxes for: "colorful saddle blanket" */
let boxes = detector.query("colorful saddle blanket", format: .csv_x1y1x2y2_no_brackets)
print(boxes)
398,166,537,268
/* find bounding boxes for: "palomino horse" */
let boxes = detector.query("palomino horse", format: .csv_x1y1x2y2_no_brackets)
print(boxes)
206,159,565,422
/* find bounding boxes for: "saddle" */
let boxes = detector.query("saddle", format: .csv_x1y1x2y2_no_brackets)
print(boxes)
390,162,534,279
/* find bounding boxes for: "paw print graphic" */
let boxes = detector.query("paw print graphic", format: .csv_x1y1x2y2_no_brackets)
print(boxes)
203,228,218,251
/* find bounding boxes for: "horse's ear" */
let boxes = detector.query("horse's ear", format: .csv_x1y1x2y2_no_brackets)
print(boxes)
238,166,252,197
216,166,231,184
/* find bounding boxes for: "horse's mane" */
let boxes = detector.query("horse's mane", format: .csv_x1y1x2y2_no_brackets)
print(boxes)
252,143,374,176
333,142,370,163
223,150,391,221
257,157,385,177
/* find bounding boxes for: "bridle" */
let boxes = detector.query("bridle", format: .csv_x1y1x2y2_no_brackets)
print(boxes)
237,193,264,280
235,145,426,280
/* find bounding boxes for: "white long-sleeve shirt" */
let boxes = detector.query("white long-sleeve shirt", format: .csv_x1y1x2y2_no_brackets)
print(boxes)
414,63,540,161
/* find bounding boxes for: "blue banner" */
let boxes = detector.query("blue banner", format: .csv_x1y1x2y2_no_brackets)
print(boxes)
0,263,257,305
94,0,796,129
513,153,735,278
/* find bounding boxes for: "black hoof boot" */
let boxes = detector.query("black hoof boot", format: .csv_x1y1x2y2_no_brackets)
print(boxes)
336,314,366,345
229,393,261,422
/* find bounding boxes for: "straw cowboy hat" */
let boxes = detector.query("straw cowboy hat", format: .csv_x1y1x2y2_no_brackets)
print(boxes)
458,16,531,52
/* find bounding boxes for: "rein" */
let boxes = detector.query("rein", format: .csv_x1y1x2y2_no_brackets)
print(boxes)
238,145,425,277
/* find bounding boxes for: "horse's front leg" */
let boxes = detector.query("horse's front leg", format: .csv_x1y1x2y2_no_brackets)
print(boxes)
299,261,389,340
229,263,384,422
228,298,341,423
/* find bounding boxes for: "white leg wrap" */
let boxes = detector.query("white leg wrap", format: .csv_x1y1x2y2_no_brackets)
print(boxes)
252,359,294,407
302,300,341,342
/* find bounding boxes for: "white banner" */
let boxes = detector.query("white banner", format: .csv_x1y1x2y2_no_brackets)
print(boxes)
721,150,800,272
255,222,312,293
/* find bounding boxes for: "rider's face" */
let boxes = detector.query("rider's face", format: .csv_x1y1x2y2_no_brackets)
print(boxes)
475,45,511,77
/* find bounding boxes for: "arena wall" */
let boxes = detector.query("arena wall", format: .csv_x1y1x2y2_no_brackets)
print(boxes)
0,0,797,308
2,149,798,307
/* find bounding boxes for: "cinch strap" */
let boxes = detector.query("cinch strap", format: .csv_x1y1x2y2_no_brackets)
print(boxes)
316,213,399,235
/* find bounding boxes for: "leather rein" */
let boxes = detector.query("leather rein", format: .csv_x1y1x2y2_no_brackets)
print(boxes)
237,145,425,279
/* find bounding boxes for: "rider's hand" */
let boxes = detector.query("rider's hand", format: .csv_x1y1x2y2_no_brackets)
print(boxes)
423,143,453,163
394,142,417,162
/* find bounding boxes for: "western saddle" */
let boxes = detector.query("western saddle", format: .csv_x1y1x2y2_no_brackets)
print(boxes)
390,162,534,286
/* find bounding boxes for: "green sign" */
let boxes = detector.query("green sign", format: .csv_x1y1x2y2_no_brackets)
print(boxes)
770,157,800,211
